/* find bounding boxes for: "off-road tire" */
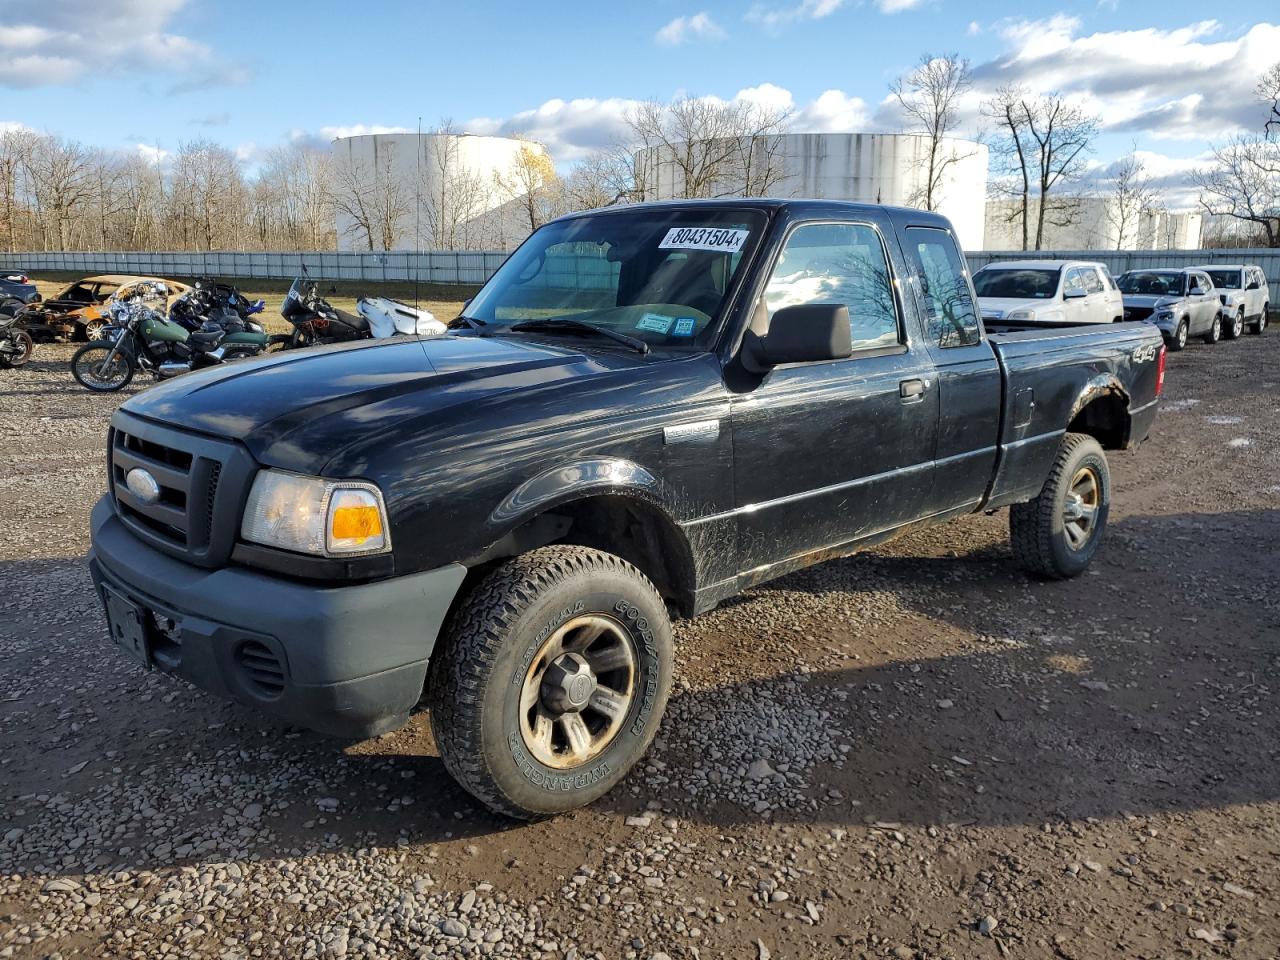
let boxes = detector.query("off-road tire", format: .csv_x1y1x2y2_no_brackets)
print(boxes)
428,545,673,820
71,341,135,392
1202,314,1221,344
1168,321,1188,352
1010,432,1111,580
1224,309,1244,340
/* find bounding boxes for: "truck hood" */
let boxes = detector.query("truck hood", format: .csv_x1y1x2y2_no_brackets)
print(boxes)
121,334,630,473
977,296,1060,319
1122,294,1180,309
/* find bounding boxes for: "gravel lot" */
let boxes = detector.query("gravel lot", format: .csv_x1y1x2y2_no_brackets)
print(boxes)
2,331,1278,959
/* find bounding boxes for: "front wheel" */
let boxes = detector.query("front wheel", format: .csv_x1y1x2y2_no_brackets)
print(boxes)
1010,432,1111,579
71,341,135,392
0,330,34,368
1167,320,1188,352
1202,314,1221,344
428,545,673,820
1223,309,1244,340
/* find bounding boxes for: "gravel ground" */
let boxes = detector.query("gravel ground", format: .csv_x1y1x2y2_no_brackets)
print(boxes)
2,332,1279,959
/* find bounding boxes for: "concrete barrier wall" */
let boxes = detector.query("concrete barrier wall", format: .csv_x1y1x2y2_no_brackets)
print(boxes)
3,247,1278,303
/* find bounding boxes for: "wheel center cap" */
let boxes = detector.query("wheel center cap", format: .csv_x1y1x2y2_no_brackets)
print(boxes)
541,652,597,713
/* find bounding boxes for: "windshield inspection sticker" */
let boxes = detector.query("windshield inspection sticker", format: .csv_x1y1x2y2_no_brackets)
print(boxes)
637,313,673,334
659,226,750,253
672,317,696,336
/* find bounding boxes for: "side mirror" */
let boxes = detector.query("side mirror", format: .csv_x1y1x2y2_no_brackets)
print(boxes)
1246,280,1261,290
1063,288,1086,299
750,303,852,368
1189,285,1204,295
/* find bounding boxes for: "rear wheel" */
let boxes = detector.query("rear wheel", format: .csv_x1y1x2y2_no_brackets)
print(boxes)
428,545,673,819
0,330,33,367
1167,320,1188,352
1252,307,1269,335
1202,314,1221,344
71,342,135,392
1223,309,1244,340
1010,432,1111,579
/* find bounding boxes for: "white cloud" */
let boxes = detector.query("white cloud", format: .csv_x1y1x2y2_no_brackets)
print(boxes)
876,0,925,13
655,12,726,46
318,124,415,141
746,0,846,31
0,0,248,91
967,20,981,36
973,17,1280,140
134,143,170,167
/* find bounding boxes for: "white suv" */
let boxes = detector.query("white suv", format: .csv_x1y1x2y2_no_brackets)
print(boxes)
1193,264,1270,338
972,260,1124,326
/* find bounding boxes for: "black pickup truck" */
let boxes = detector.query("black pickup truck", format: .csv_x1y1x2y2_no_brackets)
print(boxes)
89,200,1165,818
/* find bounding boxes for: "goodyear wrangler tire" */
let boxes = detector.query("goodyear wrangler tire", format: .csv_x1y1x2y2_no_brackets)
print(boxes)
428,545,673,819
1009,432,1110,580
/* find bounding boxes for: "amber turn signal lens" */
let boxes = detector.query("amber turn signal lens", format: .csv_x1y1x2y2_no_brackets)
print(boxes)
330,504,383,541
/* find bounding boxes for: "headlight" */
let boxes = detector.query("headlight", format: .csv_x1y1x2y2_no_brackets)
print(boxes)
1006,308,1036,322
240,470,390,557
1155,309,1173,320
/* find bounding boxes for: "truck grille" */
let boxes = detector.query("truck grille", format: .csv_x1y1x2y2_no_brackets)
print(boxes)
1124,306,1154,322
107,410,255,567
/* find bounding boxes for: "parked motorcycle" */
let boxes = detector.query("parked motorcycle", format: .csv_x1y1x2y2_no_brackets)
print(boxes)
0,311,34,368
70,285,270,392
170,278,267,333
279,275,443,348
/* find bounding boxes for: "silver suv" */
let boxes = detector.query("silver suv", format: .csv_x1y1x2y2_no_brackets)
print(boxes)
1193,264,1270,338
1118,268,1222,351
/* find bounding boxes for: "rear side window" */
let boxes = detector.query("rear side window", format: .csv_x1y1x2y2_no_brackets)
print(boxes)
1083,269,1104,295
763,221,901,351
903,227,980,348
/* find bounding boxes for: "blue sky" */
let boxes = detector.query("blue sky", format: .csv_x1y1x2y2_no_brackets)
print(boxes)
3,0,1279,202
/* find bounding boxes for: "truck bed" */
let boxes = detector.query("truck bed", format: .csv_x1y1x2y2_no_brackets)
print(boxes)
983,320,1163,510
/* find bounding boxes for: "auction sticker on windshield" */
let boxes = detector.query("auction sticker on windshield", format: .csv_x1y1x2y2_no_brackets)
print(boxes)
659,227,750,253
637,313,674,334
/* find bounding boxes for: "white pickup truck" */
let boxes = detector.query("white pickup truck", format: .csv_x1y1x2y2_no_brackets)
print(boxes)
973,260,1124,327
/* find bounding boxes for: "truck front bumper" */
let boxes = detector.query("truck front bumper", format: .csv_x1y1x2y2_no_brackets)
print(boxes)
88,496,467,739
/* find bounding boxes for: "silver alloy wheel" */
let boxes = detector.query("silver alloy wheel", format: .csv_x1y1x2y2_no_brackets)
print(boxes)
1210,316,1221,341
1177,323,1188,349
78,346,130,389
83,319,106,341
518,613,637,770
1062,466,1100,551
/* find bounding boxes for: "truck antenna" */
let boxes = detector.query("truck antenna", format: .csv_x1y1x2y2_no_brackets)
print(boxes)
415,116,422,311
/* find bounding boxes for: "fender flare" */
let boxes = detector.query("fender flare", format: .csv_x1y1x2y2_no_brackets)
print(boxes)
489,457,668,526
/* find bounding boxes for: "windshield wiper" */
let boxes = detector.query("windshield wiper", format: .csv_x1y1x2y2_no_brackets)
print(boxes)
448,315,488,332
508,317,650,355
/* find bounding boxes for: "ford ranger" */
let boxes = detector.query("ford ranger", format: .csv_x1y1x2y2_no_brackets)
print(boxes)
88,200,1165,819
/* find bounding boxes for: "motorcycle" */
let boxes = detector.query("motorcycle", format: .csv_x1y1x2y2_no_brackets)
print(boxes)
70,283,270,392
279,275,443,348
170,278,267,334
0,311,34,368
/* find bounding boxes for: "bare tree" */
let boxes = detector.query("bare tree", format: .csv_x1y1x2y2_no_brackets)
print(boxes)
625,96,792,200
1259,60,1280,141
562,151,627,211
983,87,1098,249
1194,135,1280,248
1105,147,1159,250
25,136,97,250
891,53,973,211
492,139,560,235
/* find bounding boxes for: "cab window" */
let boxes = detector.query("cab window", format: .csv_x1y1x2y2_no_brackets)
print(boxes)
902,227,980,348
1062,268,1087,297
763,222,901,351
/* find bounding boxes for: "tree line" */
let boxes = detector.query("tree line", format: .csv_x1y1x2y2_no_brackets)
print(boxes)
2,58,1278,254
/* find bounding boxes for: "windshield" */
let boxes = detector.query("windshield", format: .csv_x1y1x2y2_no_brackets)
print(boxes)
972,267,1061,299
1118,271,1184,296
1205,269,1241,290
463,208,768,350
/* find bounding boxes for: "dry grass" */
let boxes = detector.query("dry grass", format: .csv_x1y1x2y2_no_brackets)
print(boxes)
28,272,477,336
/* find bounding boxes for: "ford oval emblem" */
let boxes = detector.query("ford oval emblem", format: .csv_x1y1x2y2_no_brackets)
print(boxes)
125,467,161,505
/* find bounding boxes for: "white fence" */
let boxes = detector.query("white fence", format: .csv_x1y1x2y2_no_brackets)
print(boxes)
2,247,1278,301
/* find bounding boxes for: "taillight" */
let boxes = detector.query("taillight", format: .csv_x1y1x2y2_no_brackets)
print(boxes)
1156,343,1167,397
